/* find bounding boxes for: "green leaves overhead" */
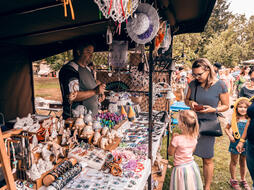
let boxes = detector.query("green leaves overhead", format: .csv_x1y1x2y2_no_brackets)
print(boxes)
173,0,254,68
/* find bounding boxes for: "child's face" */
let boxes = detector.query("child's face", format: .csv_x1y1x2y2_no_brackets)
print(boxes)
237,103,248,116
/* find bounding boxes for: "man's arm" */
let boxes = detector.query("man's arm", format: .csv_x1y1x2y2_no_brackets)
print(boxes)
74,90,97,102
71,84,105,102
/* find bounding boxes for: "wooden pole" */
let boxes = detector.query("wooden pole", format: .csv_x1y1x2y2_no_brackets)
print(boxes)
0,128,16,190
148,42,154,190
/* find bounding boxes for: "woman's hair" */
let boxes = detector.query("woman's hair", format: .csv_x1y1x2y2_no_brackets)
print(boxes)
240,66,248,75
178,110,199,138
249,67,254,76
236,99,250,120
192,58,217,89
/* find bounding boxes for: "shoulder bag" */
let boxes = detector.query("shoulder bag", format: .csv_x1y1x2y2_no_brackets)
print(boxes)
194,82,223,137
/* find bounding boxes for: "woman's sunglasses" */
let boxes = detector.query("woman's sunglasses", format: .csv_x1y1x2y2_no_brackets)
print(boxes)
192,71,207,78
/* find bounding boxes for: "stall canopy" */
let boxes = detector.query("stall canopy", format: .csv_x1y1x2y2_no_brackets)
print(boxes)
0,0,216,121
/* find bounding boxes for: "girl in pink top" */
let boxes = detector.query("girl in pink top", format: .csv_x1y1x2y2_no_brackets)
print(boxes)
168,110,203,190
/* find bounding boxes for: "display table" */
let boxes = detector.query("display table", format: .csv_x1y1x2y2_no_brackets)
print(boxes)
58,112,166,190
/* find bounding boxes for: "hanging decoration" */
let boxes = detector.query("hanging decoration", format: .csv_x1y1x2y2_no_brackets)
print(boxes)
160,22,171,53
110,40,128,68
126,3,160,44
62,0,75,20
94,0,139,23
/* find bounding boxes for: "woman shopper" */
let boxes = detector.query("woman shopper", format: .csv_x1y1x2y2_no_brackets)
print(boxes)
185,58,229,190
236,66,250,97
239,68,254,99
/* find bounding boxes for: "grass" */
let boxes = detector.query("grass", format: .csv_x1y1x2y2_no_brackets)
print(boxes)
161,126,253,190
34,76,60,90
33,76,62,101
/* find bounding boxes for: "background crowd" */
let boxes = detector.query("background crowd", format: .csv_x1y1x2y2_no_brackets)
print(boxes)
168,59,254,190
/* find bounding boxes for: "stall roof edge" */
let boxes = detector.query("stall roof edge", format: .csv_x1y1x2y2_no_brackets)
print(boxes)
0,0,216,61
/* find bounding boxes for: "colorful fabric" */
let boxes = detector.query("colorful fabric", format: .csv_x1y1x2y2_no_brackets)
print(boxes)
171,135,197,166
170,161,203,190
229,121,247,155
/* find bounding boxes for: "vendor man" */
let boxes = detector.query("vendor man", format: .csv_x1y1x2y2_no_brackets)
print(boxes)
59,41,105,119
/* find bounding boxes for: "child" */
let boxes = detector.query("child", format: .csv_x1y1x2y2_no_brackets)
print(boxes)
224,97,251,190
168,110,203,190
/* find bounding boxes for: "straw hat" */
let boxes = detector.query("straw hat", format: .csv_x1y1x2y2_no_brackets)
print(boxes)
126,3,160,44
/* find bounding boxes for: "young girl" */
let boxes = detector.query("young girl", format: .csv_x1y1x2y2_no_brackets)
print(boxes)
168,110,203,190
225,98,251,190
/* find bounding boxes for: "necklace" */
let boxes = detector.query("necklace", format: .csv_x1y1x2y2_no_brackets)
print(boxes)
4,139,17,173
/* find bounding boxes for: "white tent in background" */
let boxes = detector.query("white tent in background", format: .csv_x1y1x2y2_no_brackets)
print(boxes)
242,59,254,65
37,63,52,77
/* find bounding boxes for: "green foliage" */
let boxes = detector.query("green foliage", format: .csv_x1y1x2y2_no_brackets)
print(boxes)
45,50,73,71
173,0,254,68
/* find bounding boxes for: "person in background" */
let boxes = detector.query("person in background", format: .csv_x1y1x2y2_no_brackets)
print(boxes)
235,66,250,97
213,62,222,79
168,110,203,190
185,58,229,190
225,68,235,95
225,98,251,190
187,71,194,84
237,99,254,190
239,68,254,99
59,41,105,119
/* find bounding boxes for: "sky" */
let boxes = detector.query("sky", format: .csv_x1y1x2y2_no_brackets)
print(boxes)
228,0,254,19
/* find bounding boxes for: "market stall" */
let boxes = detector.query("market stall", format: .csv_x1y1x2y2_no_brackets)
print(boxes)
1,105,167,190
0,0,216,190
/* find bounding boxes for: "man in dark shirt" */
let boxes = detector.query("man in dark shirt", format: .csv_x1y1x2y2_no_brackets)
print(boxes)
59,41,105,119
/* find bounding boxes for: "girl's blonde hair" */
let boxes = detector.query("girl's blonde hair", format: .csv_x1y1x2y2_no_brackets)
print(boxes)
178,110,199,138
192,58,217,89
236,99,250,120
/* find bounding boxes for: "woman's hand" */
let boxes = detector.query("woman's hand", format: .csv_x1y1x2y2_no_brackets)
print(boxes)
189,101,198,110
229,135,235,143
199,105,216,113
236,142,244,153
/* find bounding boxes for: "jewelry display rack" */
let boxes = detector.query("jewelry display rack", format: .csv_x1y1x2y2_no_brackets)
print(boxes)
0,128,21,190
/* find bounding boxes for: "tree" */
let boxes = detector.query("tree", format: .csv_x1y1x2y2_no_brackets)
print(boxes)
45,50,73,71
243,16,254,60
173,33,202,67
198,0,233,56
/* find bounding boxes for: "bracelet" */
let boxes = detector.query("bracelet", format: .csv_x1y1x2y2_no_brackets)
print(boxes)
240,138,246,143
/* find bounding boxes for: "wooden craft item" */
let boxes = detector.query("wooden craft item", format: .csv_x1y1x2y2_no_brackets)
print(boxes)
42,158,77,187
104,137,121,151
113,119,128,130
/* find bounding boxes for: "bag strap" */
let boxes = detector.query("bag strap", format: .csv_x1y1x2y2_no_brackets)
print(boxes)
194,81,198,102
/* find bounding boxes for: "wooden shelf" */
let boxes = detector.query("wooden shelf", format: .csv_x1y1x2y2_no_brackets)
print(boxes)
0,129,16,190
2,128,22,139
